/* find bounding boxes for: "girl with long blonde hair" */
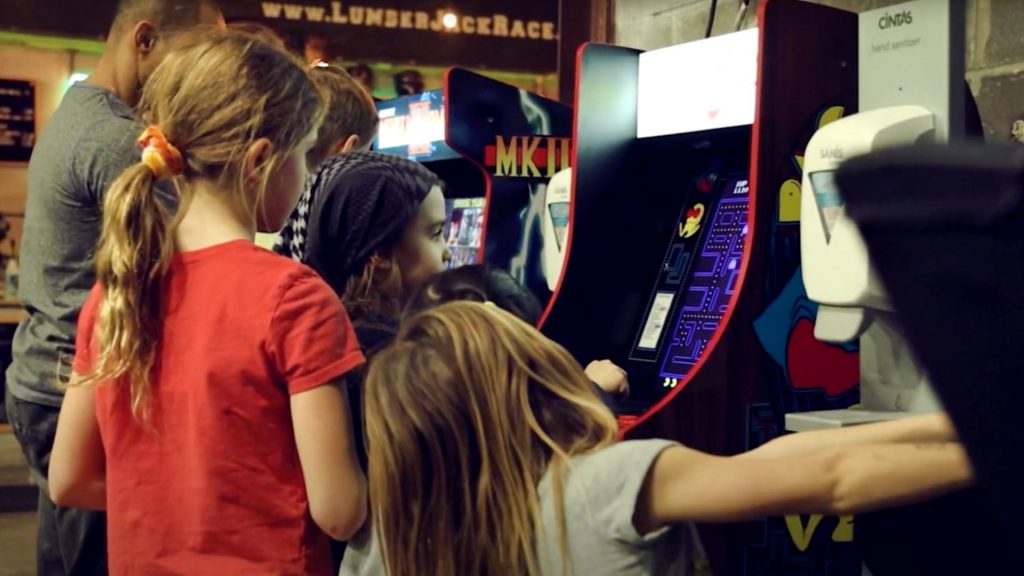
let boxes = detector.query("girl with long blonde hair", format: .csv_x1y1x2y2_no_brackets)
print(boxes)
49,31,366,575
347,301,973,576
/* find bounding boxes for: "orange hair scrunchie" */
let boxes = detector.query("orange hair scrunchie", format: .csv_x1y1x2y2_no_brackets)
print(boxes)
138,126,184,181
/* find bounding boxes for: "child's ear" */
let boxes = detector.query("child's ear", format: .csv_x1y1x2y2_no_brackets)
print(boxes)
133,21,157,55
337,134,361,154
243,138,273,182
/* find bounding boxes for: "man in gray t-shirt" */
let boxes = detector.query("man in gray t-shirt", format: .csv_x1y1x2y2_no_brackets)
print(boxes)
3,2,222,574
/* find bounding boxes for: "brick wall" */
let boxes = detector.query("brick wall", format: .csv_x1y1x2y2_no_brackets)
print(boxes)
614,0,1024,143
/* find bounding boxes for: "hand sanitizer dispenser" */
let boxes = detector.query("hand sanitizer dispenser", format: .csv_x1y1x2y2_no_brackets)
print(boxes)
787,106,943,431
542,168,572,292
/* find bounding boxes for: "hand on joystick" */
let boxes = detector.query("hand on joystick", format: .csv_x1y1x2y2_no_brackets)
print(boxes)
585,360,630,397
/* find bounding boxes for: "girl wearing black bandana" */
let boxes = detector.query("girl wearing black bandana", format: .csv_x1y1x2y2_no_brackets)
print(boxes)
275,150,449,568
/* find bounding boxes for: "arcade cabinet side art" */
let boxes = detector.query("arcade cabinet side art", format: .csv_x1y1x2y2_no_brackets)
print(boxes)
747,105,861,575
445,68,573,311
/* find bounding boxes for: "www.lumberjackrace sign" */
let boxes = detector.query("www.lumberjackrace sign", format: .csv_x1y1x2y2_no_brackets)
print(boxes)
261,2,558,41
0,0,559,72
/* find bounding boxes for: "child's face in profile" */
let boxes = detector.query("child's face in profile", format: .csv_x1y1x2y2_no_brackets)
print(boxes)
257,128,318,233
395,185,451,293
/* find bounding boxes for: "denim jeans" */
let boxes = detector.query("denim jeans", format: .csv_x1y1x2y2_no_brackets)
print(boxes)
4,386,107,576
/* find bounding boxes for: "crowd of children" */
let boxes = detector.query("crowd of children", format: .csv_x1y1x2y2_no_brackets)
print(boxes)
7,2,976,575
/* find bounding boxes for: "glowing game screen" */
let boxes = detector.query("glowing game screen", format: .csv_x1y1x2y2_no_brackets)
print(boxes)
444,197,486,269
636,29,758,138
630,173,750,384
375,90,459,162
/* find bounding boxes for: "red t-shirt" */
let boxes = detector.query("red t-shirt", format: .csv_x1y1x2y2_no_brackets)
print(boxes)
73,240,365,576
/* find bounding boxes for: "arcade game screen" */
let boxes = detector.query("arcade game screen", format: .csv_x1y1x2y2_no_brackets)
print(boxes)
375,90,459,162
628,167,750,402
444,197,486,269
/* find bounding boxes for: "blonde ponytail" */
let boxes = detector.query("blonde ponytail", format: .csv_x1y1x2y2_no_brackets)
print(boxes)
76,162,175,420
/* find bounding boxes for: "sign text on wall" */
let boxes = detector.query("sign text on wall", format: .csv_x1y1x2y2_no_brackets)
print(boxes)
261,2,558,41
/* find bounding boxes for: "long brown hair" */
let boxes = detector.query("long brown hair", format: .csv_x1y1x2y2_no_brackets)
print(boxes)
364,301,618,576
341,253,404,330
76,31,322,420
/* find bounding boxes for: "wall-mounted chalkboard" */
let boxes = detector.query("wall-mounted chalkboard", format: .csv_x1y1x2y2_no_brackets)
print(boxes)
0,80,36,163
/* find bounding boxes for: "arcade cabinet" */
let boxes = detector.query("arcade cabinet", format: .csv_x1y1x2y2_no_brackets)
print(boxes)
541,1,861,573
374,70,573,308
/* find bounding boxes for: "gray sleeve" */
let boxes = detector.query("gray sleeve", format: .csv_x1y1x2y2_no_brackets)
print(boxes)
579,439,679,546
70,116,142,206
339,520,385,576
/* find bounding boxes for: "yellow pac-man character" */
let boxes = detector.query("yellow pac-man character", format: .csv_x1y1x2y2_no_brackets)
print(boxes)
819,105,846,129
679,203,705,238
779,179,802,223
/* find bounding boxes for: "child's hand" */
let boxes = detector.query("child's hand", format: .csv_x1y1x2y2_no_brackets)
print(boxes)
585,360,630,396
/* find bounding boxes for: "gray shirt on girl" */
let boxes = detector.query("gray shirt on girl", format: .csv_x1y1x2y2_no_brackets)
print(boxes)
340,438,702,575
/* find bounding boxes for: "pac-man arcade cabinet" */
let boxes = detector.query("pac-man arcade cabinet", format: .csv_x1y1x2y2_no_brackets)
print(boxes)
541,1,862,573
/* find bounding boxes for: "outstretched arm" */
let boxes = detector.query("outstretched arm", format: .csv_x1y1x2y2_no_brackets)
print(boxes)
634,440,973,534
743,413,957,460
